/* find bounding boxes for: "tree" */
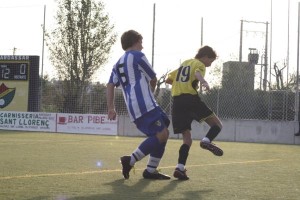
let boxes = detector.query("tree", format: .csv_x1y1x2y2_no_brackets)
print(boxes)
273,63,286,90
46,0,117,113
40,75,65,112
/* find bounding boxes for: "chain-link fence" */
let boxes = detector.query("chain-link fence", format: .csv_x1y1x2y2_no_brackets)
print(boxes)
39,59,297,122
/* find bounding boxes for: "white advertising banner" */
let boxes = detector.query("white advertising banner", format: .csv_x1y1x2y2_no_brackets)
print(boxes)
0,111,56,132
56,113,117,135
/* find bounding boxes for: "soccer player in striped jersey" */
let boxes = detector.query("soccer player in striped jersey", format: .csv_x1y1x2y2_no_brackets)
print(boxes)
107,30,170,180
165,46,223,180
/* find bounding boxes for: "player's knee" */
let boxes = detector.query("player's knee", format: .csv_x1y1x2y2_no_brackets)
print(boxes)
184,138,192,147
212,121,223,131
156,128,169,142
218,122,223,130
216,118,223,129
163,128,169,140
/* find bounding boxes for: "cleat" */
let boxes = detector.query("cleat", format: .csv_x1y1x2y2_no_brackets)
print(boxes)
200,141,223,156
142,169,171,180
173,168,189,180
120,156,133,179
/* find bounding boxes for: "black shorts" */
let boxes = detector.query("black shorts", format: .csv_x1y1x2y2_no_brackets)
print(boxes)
172,94,214,134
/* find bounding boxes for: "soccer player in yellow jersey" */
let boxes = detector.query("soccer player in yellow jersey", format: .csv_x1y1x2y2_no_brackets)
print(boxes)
165,46,223,180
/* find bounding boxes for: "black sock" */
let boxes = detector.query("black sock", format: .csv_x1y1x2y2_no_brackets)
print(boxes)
206,125,221,141
178,144,190,165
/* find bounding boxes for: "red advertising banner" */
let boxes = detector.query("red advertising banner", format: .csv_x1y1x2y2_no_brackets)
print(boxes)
56,113,117,135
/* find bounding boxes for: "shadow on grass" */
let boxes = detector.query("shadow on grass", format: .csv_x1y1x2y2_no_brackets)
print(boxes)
67,178,213,200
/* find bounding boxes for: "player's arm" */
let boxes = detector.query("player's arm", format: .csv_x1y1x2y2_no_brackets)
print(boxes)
107,72,117,120
165,70,176,85
165,78,173,85
150,77,157,93
195,71,210,91
106,83,117,120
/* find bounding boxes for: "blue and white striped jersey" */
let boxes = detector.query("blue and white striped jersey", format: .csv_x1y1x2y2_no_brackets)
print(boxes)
108,50,158,121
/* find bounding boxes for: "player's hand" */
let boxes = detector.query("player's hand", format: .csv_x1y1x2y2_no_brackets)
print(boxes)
201,81,210,91
108,109,117,120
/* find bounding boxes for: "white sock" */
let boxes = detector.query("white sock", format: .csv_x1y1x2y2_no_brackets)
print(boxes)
202,137,211,143
131,148,145,166
176,163,185,171
146,156,161,173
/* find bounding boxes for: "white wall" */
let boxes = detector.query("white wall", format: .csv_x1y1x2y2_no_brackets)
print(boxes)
118,116,300,145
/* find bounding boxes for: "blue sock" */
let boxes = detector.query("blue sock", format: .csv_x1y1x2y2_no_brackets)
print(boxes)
146,142,167,173
138,136,160,156
150,142,166,158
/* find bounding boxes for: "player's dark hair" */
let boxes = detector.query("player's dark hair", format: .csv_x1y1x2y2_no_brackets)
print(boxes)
195,46,217,59
121,30,143,50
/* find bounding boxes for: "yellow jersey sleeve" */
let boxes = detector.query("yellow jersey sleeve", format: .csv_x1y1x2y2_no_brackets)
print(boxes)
167,69,177,82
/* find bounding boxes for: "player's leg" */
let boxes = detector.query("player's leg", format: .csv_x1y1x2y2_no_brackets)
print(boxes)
173,129,191,180
192,96,223,156
142,108,171,180
120,135,162,179
120,107,170,179
200,115,223,156
203,115,222,141
142,126,171,180
172,95,192,180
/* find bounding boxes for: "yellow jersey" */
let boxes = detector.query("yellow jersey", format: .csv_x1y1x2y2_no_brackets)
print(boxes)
168,58,206,96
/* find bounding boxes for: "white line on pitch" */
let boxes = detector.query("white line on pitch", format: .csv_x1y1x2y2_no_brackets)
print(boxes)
0,159,281,180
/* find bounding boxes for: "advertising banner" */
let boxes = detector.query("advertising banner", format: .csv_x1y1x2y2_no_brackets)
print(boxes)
0,111,56,132
56,113,117,135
